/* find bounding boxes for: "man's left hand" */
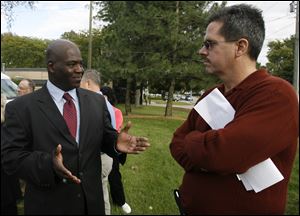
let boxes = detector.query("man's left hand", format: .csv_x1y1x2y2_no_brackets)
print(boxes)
116,121,150,154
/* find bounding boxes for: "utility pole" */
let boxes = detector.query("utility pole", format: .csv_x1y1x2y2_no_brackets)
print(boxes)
290,1,299,95
88,1,93,70
2,63,5,73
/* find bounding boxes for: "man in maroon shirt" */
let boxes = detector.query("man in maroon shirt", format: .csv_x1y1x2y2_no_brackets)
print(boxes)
170,4,299,215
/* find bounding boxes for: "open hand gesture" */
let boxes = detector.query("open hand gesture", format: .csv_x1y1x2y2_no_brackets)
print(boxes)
116,121,150,154
52,144,81,184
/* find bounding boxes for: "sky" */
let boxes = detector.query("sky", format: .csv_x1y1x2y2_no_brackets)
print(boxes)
1,1,297,65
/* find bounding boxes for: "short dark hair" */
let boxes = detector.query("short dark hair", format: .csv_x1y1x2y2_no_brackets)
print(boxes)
101,86,117,106
207,4,265,60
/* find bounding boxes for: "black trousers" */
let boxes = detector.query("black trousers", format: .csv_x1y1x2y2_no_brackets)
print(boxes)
108,157,126,206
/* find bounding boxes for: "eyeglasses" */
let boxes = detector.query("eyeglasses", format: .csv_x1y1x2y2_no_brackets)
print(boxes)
202,40,238,50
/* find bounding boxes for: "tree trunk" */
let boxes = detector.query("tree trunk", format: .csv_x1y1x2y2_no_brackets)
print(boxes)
125,77,132,115
135,80,141,107
165,77,175,116
165,1,179,117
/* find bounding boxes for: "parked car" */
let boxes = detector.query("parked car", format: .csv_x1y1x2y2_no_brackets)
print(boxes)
163,94,180,101
185,95,193,102
1,72,18,103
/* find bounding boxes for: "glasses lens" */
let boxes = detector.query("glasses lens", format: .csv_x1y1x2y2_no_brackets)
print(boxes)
203,41,214,49
203,41,210,49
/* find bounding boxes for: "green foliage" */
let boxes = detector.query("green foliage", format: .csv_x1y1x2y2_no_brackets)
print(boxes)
1,33,51,68
266,35,295,84
95,1,221,94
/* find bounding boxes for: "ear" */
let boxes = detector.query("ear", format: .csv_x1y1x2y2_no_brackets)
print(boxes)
235,38,249,57
47,61,54,73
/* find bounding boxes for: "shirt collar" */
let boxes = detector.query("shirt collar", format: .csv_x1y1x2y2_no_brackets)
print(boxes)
46,80,78,102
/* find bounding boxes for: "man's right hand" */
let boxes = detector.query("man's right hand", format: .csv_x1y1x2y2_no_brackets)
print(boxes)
52,144,81,184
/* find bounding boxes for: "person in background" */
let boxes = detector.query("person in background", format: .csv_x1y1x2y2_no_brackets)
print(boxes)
80,69,115,215
101,86,131,214
170,4,299,215
17,78,35,96
1,39,150,215
1,94,22,215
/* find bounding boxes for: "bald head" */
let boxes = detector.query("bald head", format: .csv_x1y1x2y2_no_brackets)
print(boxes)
46,39,80,64
18,79,35,96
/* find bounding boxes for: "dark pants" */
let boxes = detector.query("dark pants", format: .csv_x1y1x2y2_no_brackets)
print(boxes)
108,157,126,206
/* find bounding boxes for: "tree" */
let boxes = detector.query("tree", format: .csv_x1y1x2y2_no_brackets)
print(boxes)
96,1,222,116
1,33,51,68
1,1,35,29
266,36,295,84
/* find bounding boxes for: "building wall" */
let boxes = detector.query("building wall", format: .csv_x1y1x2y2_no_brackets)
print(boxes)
3,68,48,86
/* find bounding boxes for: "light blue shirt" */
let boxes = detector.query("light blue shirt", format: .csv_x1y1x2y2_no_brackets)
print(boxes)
47,81,80,144
99,91,116,129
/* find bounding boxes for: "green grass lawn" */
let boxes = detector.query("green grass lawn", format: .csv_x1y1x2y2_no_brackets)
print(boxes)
111,117,184,215
17,105,299,215
119,104,190,120
112,105,299,215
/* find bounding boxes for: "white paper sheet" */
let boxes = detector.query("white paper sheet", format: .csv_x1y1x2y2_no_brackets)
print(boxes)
237,174,253,191
239,158,284,192
193,88,284,193
193,88,235,129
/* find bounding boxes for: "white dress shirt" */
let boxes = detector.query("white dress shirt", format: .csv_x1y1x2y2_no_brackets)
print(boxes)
46,81,80,144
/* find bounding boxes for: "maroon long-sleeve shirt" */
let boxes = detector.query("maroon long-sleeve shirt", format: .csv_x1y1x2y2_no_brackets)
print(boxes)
170,69,299,215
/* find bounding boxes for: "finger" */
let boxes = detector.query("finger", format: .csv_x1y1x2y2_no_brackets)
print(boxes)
70,175,81,184
122,121,132,133
137,137,149,143
62,173,81,184
139,142,151,147
136,138,150,147
55,144,62,155
134,146,147,152
61,169,81,184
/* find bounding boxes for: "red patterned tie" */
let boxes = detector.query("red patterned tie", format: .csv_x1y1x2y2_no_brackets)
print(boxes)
63,93,77,139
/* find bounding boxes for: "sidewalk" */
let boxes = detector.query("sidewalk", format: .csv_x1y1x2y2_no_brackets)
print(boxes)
144,101,194,110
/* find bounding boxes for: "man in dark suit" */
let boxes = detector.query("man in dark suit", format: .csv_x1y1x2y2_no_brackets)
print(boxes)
1,39,150,215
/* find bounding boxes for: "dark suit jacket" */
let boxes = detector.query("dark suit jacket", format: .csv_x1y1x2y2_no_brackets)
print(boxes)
1,85,118,215
1,123,22,208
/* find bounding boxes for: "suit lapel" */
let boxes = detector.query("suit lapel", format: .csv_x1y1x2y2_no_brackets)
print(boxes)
35,86,77,146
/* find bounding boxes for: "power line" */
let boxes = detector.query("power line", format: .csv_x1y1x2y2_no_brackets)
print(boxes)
265,15,292,23
269,23,295,35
